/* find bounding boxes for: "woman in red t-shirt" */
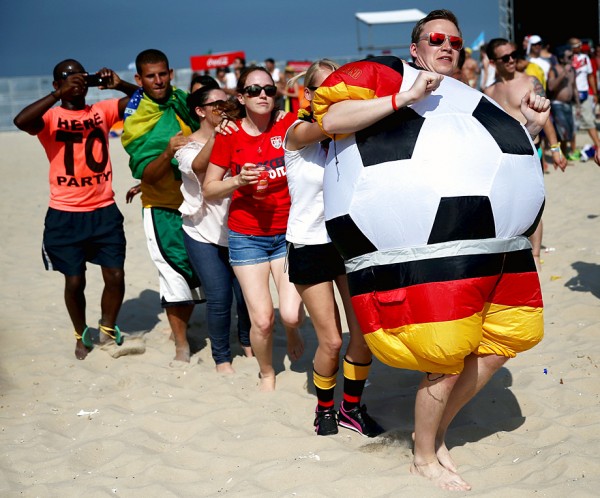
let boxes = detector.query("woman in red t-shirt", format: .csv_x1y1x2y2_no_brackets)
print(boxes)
204,66,305,391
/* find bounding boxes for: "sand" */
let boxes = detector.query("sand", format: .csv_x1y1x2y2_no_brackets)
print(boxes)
1,129,599,497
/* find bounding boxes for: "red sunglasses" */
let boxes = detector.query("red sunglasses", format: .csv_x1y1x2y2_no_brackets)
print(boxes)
418,32,463,51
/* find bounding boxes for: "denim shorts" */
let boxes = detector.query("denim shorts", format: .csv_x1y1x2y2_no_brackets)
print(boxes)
228,229,287,266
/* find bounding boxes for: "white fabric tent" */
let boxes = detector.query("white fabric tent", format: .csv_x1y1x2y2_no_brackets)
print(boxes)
355,8,427,52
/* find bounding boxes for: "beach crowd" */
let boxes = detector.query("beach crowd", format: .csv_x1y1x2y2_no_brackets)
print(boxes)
13,9,600,491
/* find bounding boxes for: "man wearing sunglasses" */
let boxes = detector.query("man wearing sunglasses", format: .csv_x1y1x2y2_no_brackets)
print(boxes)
13,59,137,359
485,38,566,273
313,9,552,491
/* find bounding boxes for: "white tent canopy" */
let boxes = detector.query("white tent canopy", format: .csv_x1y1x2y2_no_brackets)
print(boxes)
355,9,426,26
355,8,427,53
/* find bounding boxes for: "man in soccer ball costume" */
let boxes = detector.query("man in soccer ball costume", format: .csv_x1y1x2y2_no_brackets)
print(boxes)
313,9,550,491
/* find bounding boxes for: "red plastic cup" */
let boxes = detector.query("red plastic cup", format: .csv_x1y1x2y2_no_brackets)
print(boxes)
253,170,269,200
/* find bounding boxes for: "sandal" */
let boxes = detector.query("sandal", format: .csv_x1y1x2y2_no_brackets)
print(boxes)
98,322,124,346
74,326,94,349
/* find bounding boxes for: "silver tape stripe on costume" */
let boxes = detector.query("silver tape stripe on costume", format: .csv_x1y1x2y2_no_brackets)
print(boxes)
344,236,532,273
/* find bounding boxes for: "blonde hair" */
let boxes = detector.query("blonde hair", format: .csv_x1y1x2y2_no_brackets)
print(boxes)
287,58,340,88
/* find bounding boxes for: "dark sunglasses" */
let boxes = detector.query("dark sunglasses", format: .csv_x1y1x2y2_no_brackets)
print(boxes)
243,84,277,97
418,32,463,51
202,100,226,107
495,51,518,63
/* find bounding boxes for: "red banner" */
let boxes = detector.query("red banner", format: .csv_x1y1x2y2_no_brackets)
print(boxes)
190,51,245,71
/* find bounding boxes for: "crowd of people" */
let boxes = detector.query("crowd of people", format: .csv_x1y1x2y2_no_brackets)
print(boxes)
13,9,600,491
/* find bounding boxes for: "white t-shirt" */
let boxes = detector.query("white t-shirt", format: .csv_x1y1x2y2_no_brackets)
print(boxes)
271,67,281,83
225,72,237,90
573,53,593,92
284,120,330,245
175,141,230,246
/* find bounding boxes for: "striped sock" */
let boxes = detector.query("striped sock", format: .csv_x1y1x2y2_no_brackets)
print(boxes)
342,357,371,411
313,368,337,411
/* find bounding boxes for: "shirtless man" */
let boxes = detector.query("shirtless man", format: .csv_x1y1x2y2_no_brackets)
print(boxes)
547,47,580,158
485,38,567,272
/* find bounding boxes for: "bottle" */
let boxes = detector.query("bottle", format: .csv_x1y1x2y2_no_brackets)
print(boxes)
253,170,269,200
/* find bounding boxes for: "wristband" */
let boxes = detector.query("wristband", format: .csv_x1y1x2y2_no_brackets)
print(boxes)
50,90,60,101
391,94,399,112
550,142,562,153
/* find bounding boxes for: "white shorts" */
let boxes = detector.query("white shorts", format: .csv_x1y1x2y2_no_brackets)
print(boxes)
143,207,204,306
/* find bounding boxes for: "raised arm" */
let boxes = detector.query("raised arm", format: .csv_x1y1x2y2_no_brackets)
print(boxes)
93,68,139,118
13,73,85,135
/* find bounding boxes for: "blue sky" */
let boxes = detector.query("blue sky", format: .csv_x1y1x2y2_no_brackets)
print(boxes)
1,0,500,78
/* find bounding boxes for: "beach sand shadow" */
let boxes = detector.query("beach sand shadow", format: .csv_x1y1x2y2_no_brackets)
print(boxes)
337,362,524,449
117,289,162,335
565,261,600,299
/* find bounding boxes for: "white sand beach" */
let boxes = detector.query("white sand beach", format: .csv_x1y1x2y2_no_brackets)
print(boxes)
1,130,599,497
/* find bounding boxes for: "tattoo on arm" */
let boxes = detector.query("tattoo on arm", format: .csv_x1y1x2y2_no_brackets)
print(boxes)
531,76,545,97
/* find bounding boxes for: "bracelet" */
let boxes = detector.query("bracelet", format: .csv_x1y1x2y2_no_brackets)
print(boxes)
549,143,560,149
391,94,399,112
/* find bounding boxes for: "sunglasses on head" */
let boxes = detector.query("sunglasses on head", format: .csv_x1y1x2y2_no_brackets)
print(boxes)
418,32,463,51
243,84,277,97
495,51,518,63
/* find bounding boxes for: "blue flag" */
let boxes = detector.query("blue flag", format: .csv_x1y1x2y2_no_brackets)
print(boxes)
470,31,485,51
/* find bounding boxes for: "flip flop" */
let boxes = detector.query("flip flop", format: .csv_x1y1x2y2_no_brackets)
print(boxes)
98,323,124,346
74,326,94,349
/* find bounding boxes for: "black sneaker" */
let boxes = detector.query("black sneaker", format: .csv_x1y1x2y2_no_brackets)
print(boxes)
314,408,339,436
338,404,384,437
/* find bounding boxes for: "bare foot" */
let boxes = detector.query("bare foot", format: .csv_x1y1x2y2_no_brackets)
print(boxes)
173,343,190,363
258,372,276,392
75,340,91,360
242,345,254,358
436,442,458,473
216,362,235,374
410,460,471,491
285,328,304,362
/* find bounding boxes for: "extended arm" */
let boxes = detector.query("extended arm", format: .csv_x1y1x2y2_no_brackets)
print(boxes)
285,121,327,151
320,70,443,135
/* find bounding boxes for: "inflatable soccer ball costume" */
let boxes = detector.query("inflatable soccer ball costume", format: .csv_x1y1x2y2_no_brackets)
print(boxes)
313,57,544,375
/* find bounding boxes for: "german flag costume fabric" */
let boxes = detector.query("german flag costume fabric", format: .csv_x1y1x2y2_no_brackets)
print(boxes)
312,56,544,375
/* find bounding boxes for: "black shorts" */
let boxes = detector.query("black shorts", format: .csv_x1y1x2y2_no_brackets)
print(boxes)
287,241,346,285
42,203,126,276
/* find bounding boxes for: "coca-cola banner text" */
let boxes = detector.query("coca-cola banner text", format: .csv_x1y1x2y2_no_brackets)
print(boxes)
190,51,246,71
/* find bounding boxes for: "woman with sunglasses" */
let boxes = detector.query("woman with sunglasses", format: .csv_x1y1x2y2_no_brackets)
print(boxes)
174,82,252,373
203,66,305,391
284,59,383,437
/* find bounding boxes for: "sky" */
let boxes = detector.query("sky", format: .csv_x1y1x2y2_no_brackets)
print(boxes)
0,0,501,78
